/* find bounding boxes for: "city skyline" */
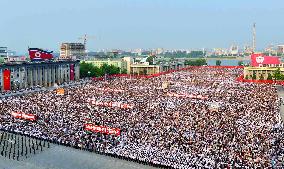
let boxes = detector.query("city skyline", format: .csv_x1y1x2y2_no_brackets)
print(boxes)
0,0,284,54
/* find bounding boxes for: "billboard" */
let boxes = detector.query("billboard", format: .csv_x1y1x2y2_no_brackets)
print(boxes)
251,53,280,67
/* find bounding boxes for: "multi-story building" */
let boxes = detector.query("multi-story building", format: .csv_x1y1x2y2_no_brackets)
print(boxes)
264,45,276,55
243,64,284,80
84,58,128,73
277,45,284,55
130,64,161,75
0,47,8,63
213,48,228,56
229,45,239,56
84,56,167,75
0,60,80,91
160,61,185,72
60,43,85,59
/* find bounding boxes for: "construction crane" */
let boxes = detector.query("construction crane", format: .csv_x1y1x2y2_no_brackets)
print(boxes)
78,34,96,59
78,34,96,49
252,23,256,53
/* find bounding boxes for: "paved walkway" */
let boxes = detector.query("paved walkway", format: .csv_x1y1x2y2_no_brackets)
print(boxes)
0,143,156,169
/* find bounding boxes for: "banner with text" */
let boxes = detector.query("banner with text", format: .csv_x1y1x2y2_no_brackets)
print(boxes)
11,112,37,121
84,124,120,136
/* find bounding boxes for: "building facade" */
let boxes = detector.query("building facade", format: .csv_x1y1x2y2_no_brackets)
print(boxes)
244,64,284,80
0,60,80,91
84,58,128,73
60,43,85,59
130,64,160,75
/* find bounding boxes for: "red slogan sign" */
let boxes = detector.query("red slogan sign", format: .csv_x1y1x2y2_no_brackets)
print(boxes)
84,124,120,136
11,112,37,121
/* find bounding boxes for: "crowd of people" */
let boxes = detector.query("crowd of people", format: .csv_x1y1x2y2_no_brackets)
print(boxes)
0,67,283,168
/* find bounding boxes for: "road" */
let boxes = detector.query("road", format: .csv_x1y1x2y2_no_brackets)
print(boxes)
0,141,156,169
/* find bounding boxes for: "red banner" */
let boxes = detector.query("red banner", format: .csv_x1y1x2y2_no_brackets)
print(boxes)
84,124,120,136
70,64,75,80
3,69,11,91
251,53,280,67
11,112,37,121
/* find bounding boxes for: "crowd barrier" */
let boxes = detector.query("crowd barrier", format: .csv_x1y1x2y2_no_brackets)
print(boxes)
92,66,244,81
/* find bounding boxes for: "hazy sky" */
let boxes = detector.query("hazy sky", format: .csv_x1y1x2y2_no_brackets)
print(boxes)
0,0,284,53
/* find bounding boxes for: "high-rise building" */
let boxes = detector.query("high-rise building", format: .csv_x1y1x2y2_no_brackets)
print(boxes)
60,43,85,59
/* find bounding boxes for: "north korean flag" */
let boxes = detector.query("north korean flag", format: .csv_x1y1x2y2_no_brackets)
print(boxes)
29,48,53,61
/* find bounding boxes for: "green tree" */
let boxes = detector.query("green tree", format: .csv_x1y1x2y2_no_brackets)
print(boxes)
80,62,122,78
108,65,120,75
273,68,283,80
184,59,207,66
267,73,273,80
80,61,95,78
143,69,147,75
238,61,244,66
245,75,249,79
146,55,156,65
121,69,127,74
252,72,257,80
101,64,120,75
216,60,222,66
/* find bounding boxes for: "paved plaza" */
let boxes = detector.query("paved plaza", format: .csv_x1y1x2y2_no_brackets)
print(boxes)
0,137,156,169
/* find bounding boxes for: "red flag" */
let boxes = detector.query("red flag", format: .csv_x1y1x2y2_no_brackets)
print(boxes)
29,48,53,61
70,64,75,80
3,69,11,91
251,54,280,67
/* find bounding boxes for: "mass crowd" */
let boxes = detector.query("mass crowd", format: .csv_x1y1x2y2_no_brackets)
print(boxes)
0,67,283,168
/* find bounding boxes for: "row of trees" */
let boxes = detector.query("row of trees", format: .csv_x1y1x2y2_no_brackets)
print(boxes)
271,68,284,80
184,59,207,66
164,51,205,58
80,62,127,78
184,59,223,66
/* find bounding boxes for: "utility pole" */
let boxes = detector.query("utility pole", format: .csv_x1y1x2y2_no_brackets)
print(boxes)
253,23,256,53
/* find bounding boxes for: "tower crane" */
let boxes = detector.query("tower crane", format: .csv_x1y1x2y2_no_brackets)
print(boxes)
78,34,96,50
78,34,96,59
